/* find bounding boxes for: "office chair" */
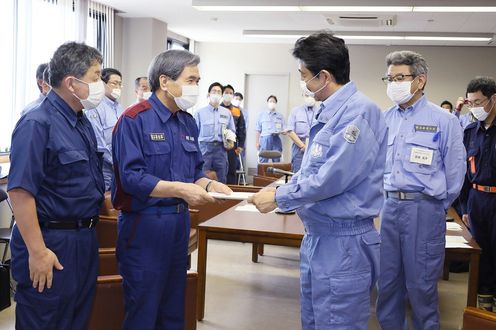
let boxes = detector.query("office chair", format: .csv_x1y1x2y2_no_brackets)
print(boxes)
0,189,14,264
236,153,247,185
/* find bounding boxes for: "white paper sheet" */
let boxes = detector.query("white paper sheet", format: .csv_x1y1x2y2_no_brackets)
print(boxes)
234,204,275,213
445,242,471,249
446,235,469,244
446,222,463,231
208,191,254,201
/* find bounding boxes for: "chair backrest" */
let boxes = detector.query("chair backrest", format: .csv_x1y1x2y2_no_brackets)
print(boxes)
463,307,496,330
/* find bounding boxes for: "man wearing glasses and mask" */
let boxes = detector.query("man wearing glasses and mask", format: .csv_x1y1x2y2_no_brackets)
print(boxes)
377,50,466,330
458,76,496,312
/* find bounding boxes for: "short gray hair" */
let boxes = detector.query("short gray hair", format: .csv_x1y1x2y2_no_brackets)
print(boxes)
385,50,428,77
49,42,102,88
148,50,200,92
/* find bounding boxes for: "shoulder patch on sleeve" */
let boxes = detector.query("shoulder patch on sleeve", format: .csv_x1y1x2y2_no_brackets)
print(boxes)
343,124,360,144
124,100,152,119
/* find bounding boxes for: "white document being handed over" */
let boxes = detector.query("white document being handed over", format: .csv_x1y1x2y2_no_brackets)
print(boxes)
208,191,255,201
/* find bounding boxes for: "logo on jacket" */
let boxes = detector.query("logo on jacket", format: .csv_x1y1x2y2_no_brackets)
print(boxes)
344,124,360,144
311,143,323,158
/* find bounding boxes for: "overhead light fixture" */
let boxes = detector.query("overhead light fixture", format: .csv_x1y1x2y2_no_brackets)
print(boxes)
413,7,496,12
243,30,494,42
192,5,300,11
300,6,412,12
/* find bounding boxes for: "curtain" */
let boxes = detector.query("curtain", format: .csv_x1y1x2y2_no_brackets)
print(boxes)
88,1,114,68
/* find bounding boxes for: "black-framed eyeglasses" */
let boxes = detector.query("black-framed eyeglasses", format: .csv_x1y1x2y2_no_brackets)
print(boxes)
466,97,489,109
381,74,415,84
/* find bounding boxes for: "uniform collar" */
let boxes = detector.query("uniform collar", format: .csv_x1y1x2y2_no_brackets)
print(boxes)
207,103,219,111
393,94,427,115
476,118,496,132
102,95,119,108
48,90,80,127
148,93,186,126
318,81,356,123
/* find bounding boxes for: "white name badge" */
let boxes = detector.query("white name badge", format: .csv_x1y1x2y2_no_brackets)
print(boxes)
275,123,282,129
410,147,433,165
305,137,309,147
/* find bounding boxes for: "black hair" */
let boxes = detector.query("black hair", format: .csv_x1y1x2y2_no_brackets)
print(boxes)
49,42,102,88
101,68,122,84
35,63,49,92
440,100,453,110
208,82,224,93
223,84,235,93
292,31,350,85
234,92,243,100
466,76,496,99
267,95,278,103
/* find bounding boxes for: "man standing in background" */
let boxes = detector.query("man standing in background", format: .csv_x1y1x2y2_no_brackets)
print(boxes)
21,63,50,115
222,84,246,184
377,50,466,330
86,68,124,191
134,76,151,104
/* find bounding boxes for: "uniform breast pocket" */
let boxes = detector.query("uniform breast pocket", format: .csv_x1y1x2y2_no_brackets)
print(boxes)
403,133,439,175
261,120,273,132
200,120,215,137
181,140,199,181
294,120,308,135
143,140,171,177
57,150,89,181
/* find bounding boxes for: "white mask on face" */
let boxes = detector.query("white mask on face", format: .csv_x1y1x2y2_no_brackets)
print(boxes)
470,97,494,121
386,81,416,105
110,88,121,100
268,101,277,110
232,99,241,107
142,91,152,100
72,78,105,109
223,93,233,103
168,84,199,110
209,93,222,105
304,96,316,107
300,72,327,98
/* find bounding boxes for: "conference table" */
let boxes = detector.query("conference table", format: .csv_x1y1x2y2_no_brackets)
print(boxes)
196,197,481,321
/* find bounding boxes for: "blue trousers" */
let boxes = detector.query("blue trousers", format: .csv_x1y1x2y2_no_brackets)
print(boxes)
117,207,189,330
259,135,282,163
467,188,496,294
10,225,98,330
300,218,380,330
199,142,228,183
291,143,304,173
377,198,446,330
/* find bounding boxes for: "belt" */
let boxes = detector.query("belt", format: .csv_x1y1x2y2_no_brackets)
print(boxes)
134,203,188,215
385,191,432,201
39,217,99,230
472,184,496,193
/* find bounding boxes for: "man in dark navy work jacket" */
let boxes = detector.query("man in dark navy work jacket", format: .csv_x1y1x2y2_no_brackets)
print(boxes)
112,49,232,330
459,76,496,311
8,42,106,329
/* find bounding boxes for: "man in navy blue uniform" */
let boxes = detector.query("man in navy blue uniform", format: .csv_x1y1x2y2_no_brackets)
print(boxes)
112,49,232,329
8,42,105,329
459,76,496,311
250,32,387,330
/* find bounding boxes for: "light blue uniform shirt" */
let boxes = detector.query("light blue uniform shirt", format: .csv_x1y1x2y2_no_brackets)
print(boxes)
256,111,285,136
459,112,475,129
85,96,124,165
21,93,46,116
194,104,235,143
276,82,388,220
383,95,466,209
286,104,318,139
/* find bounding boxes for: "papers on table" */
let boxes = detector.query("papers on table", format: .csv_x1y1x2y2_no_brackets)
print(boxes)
446,222,463,232
234,204,275,213
0,162,10,179
445,235,470,248
275,178,286,185
208,191,254,201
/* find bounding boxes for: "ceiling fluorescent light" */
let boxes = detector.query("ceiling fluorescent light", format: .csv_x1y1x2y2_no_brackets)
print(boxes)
300,6,412,12
335,35,404,40
414,7,496,12
405,36,492,42
193,6,299,11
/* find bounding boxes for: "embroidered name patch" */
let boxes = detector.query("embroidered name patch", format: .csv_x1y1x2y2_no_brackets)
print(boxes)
220,114,228,119
343,124,360,144
414,125,437,133
150,133,165,141
311,143,323,158
185,136,195,142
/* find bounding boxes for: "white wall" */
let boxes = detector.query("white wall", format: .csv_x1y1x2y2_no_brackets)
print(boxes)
195,41,496,174
115,17,168,108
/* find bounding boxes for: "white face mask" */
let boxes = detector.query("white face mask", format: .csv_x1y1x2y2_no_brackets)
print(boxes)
72,78,105,109
142,91,152,100
300,72,327,98
110,88,121,100
268,101,277,110
232,99,242,107
386,81,415,105
304,96,316,107
168,84,199,110
223,93,233,103
470,97,494,121
209,93,222,105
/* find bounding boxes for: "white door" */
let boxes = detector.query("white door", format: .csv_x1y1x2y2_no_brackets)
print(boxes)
244,73,290,178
